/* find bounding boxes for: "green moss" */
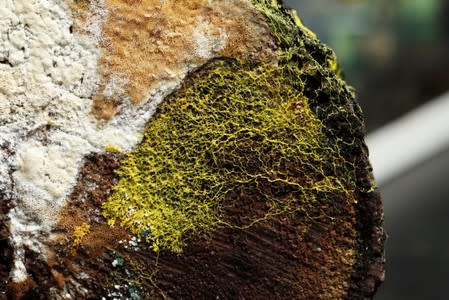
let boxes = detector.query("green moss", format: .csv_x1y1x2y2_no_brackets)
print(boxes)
102,1,374,254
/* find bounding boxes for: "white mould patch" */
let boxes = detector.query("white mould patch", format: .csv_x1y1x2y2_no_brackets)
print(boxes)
192,20,228,58
103,74,130,103
0,93,11,119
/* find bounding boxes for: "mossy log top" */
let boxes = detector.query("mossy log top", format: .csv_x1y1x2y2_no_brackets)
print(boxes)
1,1,384,299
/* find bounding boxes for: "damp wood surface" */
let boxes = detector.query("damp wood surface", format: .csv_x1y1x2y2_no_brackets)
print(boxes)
0,1,384,299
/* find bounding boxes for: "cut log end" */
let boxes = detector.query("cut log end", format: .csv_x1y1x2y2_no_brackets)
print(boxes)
0,1,384,299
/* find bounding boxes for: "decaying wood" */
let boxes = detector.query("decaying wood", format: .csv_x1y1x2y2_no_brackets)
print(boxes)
0,1,384,299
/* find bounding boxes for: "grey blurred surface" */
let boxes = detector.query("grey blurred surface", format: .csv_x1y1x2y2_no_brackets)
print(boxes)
366,91,449,186
376,148,449,300
365,91,449,299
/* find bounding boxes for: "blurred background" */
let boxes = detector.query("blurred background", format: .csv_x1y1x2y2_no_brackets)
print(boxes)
284,0,449,299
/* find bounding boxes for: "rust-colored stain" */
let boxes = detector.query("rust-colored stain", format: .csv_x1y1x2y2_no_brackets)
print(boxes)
67,0,277,120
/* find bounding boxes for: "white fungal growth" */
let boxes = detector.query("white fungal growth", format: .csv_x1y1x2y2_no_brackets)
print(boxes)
192,20,228,58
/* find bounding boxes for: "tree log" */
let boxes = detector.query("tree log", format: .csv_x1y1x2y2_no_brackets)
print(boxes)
0,1,384,299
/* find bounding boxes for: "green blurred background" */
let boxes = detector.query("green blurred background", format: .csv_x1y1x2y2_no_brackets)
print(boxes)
285,0,449,131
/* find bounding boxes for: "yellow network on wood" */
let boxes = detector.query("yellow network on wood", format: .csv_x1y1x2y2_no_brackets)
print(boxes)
102,59,356,253
101,0,368,255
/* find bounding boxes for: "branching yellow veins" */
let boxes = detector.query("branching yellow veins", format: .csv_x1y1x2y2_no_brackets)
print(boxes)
290,9,318,40
102,60,356,254
102,0,368,254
